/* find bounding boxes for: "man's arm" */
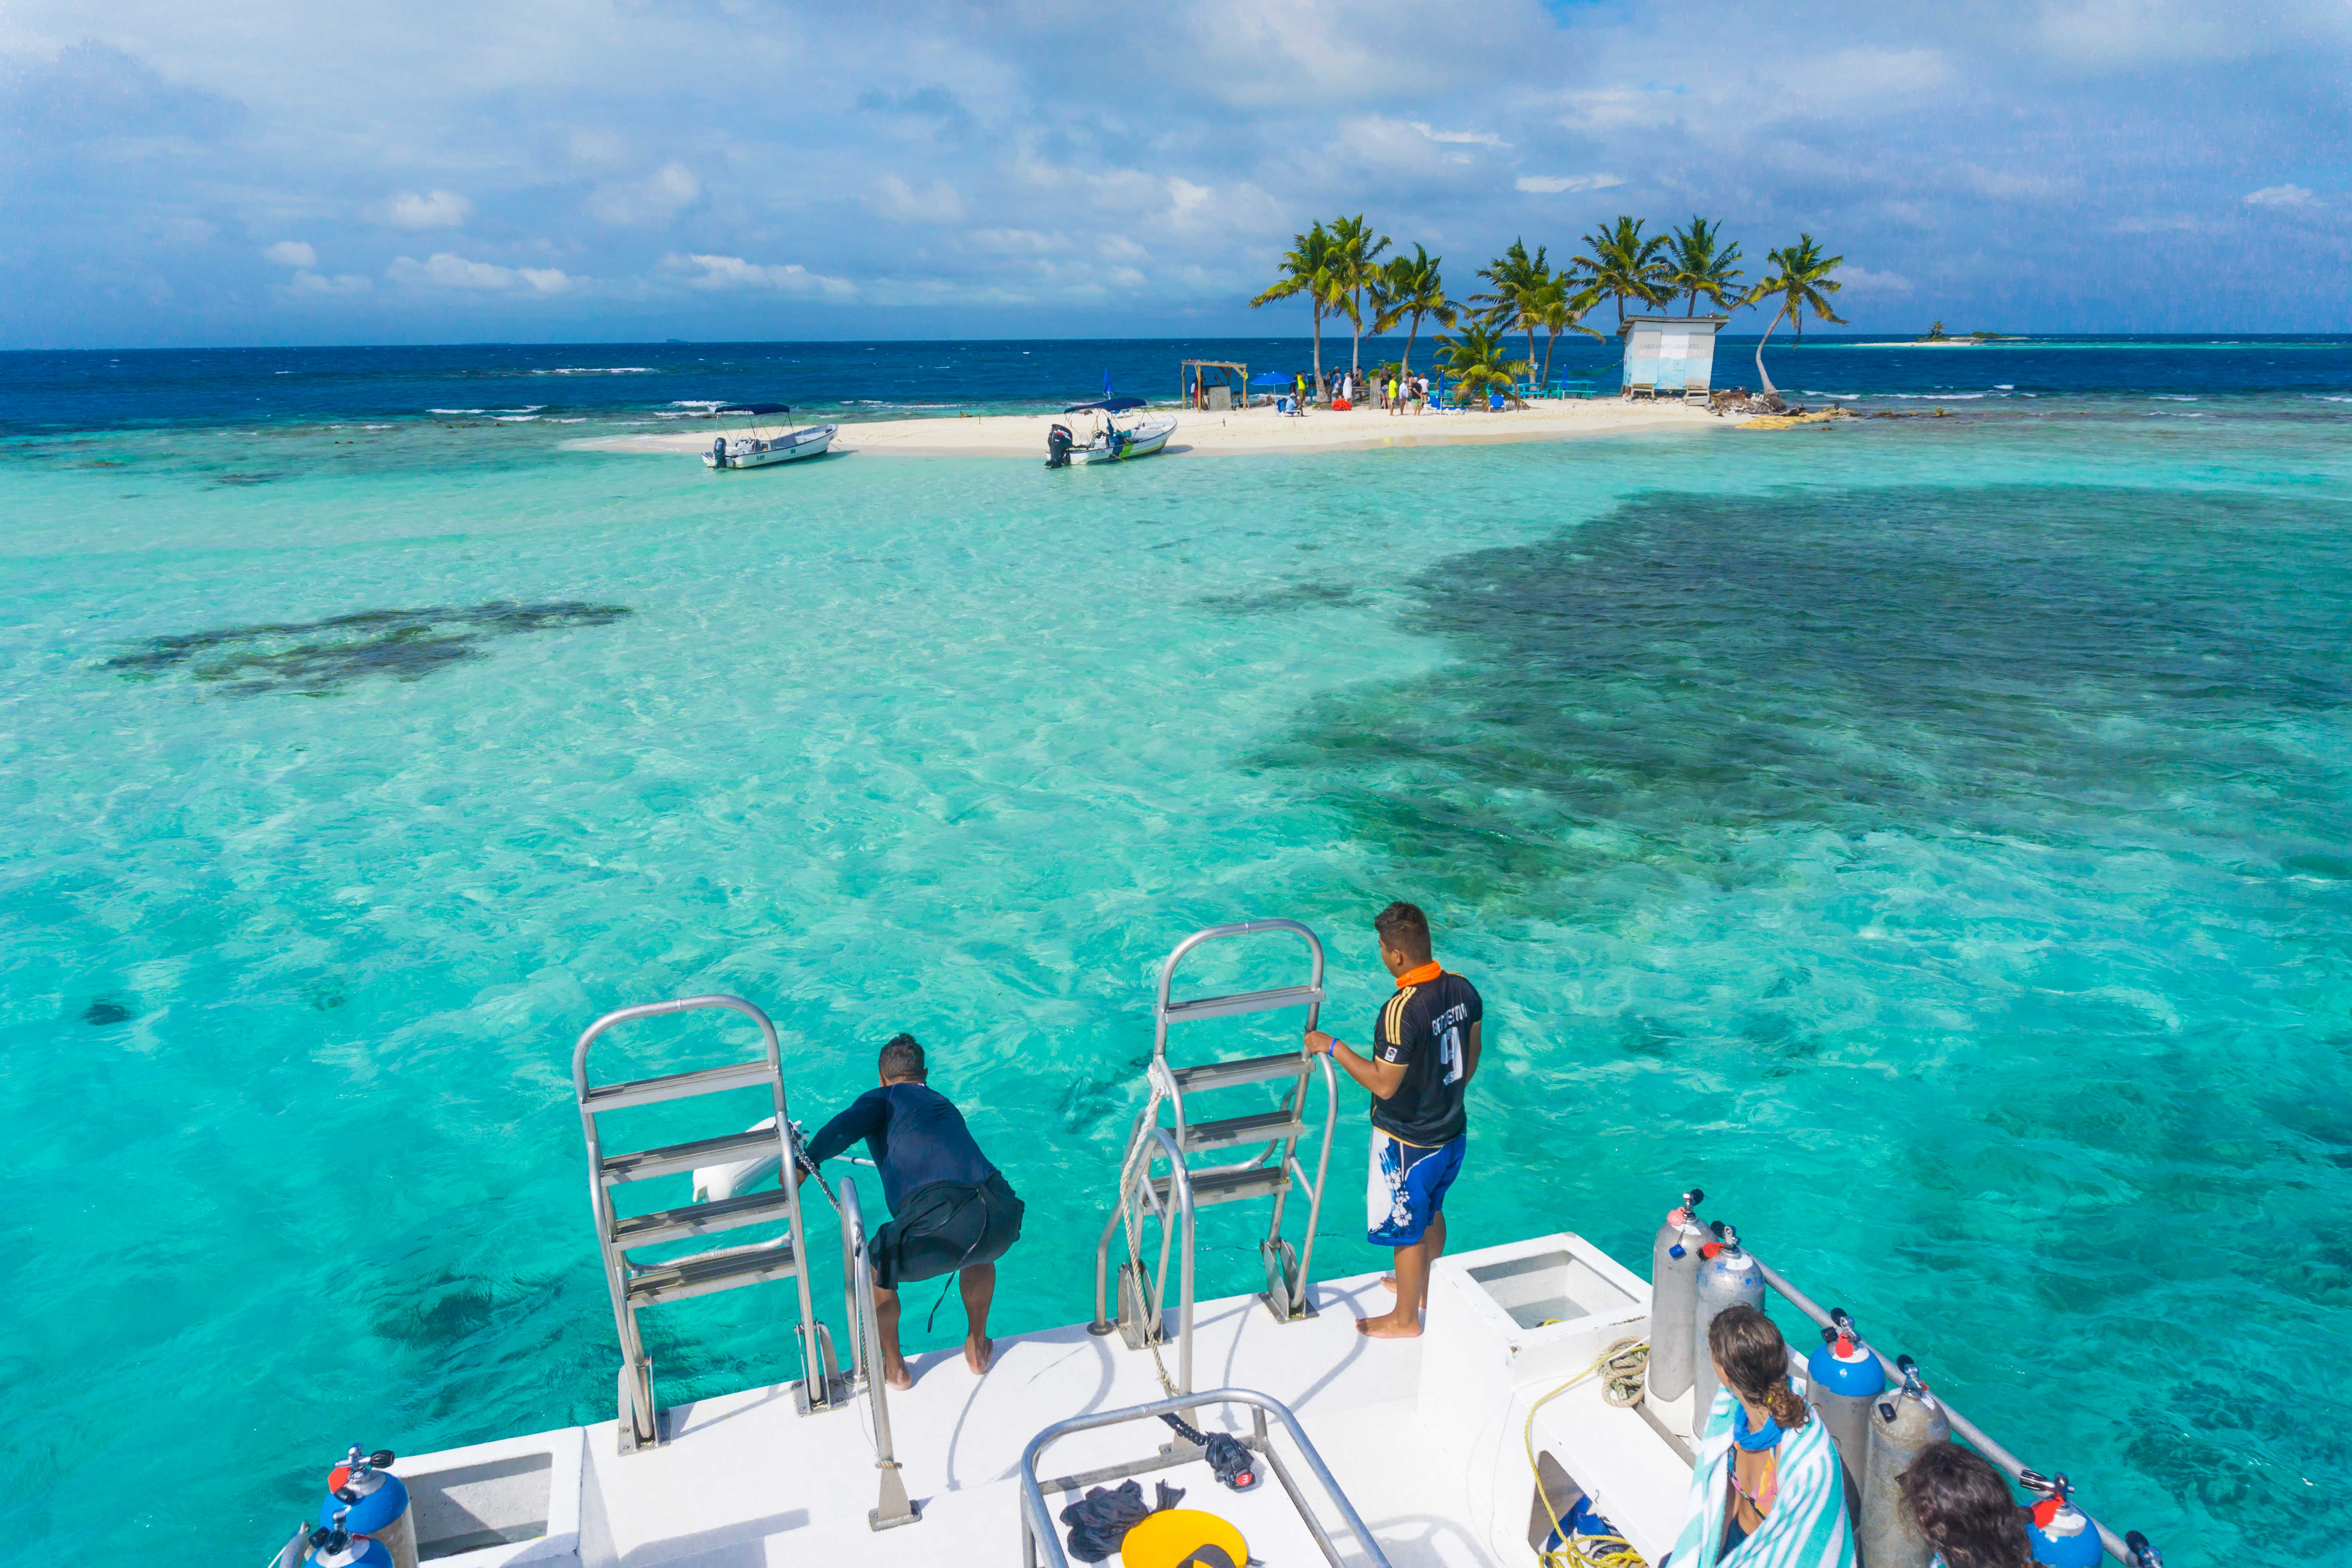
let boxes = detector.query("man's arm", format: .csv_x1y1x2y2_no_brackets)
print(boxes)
1462,1021,1481,1085
1305,1029,1408,1100
802,1090,885,1167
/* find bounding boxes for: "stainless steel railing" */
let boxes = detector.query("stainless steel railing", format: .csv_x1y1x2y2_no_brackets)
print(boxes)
1017,1389,1392,1568
833,1176,919,1530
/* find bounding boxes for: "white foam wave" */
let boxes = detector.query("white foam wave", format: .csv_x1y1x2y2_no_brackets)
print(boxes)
1886,392,1988,400
499,405,545,413
493,415,538,422
429,408,486,415
551,417,587,423
536,366,656,375
2152,395,2199,401
1800,391,1862,400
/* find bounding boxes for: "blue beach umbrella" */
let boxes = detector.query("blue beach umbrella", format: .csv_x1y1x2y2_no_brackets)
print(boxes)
1249,371,1291,386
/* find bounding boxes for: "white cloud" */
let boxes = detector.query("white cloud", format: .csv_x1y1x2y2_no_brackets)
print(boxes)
1410,122,1507,148
387,253,571,293
2245,184,2318,207
868,174,967,223
1837,267,1913,295
262,240,316,268
381,190,474,229
587,163,700,226
285,270,372,295
660,252,856,299
1516,173,1624,194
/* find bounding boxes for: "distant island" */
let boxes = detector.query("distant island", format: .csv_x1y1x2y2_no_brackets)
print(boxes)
1916,321,2023,344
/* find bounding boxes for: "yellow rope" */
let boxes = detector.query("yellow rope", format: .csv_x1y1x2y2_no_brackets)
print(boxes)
1526,1336,1652,1568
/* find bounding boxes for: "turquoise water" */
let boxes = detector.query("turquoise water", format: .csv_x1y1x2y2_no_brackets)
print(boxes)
5,395,2350,1566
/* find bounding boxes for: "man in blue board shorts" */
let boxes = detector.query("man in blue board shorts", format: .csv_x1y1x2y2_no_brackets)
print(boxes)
803,1034,1024,1387
1305,901,1481,1339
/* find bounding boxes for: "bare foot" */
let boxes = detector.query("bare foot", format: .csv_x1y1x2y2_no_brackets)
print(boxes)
1355,1312,1422,1340
1378,1274,1398,1294
964,1335,995,1374
883,1358,914,1391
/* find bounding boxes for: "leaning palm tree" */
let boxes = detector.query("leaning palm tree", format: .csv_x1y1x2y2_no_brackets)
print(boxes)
1470,238,1551,381
1251,222,1339,397
1741,234,1846,395
1573,216,1671,326
1324,213,1392,378
1434,322,1530,407
1369,245,1456,382
1664,217,1744,316
1529,274,1606,386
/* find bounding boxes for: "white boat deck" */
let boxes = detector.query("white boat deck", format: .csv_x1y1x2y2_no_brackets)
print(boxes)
400,1235,1695,1568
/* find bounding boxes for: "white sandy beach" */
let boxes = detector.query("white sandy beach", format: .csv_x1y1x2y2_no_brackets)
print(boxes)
576,396,1741,460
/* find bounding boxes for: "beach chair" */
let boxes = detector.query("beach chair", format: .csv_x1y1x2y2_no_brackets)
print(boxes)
1487,392,1506,411
1682,377,1710,405
1561,379,1596,399
1626,382,1657,401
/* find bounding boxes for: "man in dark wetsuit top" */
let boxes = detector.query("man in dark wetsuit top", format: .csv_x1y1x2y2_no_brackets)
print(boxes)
803,1034,1024,1386
1304,900,1481,1340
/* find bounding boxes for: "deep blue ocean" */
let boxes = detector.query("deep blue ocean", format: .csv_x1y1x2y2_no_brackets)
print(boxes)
4,337,2350,1568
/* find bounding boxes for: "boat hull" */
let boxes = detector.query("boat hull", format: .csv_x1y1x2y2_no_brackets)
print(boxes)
1073,415,1176,463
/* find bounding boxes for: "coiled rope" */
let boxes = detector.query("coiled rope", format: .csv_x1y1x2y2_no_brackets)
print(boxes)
1526,1336,1652,1568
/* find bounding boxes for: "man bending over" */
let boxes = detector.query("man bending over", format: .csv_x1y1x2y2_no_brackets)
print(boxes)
1305,901,1481,1339
803,1034,1024,1386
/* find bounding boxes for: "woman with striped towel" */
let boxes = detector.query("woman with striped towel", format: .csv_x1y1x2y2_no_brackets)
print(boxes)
1663,1304,1858,1568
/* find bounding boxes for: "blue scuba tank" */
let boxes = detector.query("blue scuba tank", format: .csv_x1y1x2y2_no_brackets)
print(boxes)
319,1446,413,1568
2024,1474,2104,1568
304,1510,394,1568
1805,1308,1886,1514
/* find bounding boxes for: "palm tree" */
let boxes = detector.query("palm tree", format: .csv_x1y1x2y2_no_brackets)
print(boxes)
1741,234,1846,396
1369,245,1456,382
1529,274,1605,386
1664,217,1744,316
1434,322,1530,407
1471,239,1551,382
1573,216,1671,326
1325,213,1392,378
1251,222,1339,397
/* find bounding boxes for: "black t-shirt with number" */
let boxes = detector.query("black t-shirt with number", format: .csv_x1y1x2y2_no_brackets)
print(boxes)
1369,969,1482,1146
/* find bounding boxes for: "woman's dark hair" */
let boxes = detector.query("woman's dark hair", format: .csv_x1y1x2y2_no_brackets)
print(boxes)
1706,1304,1808,1428
1898,1445,2030,1568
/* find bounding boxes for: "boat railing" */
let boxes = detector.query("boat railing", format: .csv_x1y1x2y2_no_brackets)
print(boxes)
1017,1388,1391,1568
831,1174,921,1530
1747,1247,2160,1567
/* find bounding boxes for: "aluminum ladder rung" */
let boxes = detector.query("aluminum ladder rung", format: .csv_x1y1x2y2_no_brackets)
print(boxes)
1168,1051,1309,1093
1178,1108,1304,1153
626,1239,799,1306
610,1187,793,1249
583,1059,774,1112
600,1127,781,1186
1150,1165,1289,1209
1161,984,1323,1025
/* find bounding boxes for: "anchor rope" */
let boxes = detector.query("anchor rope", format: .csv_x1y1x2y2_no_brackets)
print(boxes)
1526,1337,1653,1568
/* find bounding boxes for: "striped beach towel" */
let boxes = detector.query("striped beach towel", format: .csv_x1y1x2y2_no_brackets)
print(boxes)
1661,1390,1857,1568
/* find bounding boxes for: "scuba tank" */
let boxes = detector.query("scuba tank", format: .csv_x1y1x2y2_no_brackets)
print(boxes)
1688,1220,1766,1439
1805,1307,1886,1519
2022,1472,2105,1568
1647,1188,1706,1402
2125,1530,2164,1568
319,1447,416,1568
1859,1355,1953,1568
303,1508,394,1568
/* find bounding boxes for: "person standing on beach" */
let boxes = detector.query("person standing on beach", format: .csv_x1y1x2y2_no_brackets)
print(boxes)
802,1034,1024,1387
1304,901,1480,1340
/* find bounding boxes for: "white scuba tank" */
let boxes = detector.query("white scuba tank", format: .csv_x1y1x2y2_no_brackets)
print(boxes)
1859,1356,1953,1568
1688,1221,1766,1439
1647,1188,1706,1402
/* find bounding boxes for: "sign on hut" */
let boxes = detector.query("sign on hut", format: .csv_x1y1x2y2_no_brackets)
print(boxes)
1181,360,1249,411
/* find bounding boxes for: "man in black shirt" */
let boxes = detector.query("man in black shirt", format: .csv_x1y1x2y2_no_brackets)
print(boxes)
1305,901,1481,1339
803,1034,1024,1386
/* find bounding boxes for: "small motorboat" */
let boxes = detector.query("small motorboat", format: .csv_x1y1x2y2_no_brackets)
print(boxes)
1045,403,1177,467
703,403,837,469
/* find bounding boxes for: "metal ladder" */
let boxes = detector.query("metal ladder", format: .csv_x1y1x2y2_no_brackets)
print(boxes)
1089,920,1338,1387
574,994,838,1453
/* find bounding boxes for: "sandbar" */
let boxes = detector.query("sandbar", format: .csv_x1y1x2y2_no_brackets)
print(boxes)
572,397,1741,461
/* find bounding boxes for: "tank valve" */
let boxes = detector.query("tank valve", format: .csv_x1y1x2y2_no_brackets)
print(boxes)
2126,1531,2163,1568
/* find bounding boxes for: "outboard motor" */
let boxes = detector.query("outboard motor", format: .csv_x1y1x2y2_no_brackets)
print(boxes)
2021,1472,2105,1568
319,1447,415,1568
1045,424,1075,468
711,435,728,469
302,1508,394,1568
1647,1188,1706,1401
1859,1355,1953,1568
1689,1220,1766,1437
1805,1308,1886,1518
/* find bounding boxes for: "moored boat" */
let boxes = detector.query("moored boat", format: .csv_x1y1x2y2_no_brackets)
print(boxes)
1046,402,1177,467
702,403,838,469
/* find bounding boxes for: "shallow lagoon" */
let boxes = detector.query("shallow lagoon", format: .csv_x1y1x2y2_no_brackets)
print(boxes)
4,375,2349,1566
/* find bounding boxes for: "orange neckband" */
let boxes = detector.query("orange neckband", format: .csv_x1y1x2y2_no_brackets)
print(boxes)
1395,960,1442,988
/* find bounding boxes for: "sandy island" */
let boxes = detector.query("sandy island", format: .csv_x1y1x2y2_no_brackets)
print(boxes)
574,397,1744,461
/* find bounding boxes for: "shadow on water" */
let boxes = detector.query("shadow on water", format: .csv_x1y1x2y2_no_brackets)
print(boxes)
103,600,633,696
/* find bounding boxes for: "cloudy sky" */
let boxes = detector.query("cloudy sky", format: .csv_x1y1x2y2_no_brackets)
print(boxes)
2,0,2346,347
